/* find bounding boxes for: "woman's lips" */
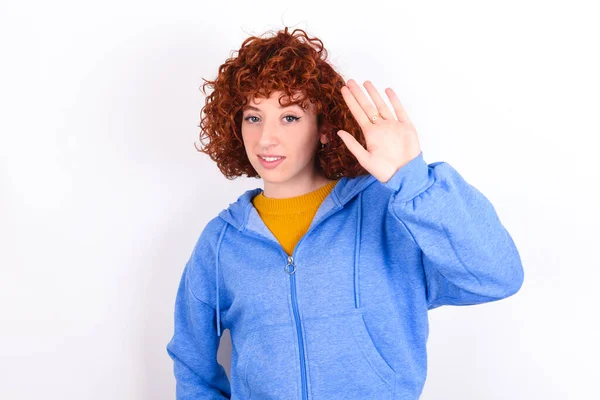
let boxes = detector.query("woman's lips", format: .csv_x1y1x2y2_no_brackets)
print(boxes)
258,156,285,169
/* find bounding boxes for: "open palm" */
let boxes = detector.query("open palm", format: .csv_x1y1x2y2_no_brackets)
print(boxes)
337,79,422,183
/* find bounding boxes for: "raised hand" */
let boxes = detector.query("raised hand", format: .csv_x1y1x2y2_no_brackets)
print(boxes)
337,79,422,183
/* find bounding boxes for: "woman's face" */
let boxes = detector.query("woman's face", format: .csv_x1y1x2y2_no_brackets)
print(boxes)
241,91,327,197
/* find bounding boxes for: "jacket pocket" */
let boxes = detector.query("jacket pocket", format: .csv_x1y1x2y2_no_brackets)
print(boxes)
236,323,300,400
303,309,396,399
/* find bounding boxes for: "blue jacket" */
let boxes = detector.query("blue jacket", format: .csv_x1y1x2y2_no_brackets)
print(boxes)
166,151,524,399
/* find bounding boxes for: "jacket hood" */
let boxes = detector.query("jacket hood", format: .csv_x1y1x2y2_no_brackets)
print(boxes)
212,174,378,336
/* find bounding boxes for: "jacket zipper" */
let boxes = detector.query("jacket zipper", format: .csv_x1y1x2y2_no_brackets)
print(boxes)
285,255,308,400
282,204,343,400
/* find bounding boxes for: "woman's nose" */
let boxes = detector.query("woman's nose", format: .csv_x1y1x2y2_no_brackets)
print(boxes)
257,119,280,146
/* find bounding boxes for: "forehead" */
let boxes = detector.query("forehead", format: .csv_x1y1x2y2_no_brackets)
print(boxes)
244,91,313,111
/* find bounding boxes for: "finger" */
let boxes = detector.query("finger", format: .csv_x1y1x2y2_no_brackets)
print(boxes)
384,87,411,123
346,79,381,123
363,81,395,120
340,85,371,127
337,130,371,169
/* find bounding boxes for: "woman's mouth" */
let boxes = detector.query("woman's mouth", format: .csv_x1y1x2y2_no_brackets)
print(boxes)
258,155,285,169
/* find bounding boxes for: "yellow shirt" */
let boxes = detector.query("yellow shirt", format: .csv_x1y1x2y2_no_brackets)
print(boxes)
252,179,340,256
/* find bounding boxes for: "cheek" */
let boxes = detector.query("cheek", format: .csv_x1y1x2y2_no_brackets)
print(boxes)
240,129,254,147
295,140,319,161
240,135,254,158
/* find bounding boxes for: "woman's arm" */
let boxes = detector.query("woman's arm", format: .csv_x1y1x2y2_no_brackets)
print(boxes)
166,259,231,399
337,79,523,309
383,152,524,309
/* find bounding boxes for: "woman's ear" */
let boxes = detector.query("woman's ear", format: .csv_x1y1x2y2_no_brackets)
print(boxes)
319,125,330,145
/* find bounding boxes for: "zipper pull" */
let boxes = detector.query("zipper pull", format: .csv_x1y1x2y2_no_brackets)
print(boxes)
285,255,296,275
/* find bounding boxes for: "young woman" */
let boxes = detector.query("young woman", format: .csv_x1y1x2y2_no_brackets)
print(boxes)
166,27,524,400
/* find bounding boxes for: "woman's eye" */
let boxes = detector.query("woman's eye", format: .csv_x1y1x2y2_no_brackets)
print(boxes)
284,115,300,123
244,116,260,123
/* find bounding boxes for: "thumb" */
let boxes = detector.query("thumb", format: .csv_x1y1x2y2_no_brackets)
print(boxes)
337,130,371,169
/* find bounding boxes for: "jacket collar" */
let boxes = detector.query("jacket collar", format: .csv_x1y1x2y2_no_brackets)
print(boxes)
218,173,377,233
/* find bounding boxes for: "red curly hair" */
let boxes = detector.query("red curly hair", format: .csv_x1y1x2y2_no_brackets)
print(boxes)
195,26,369,180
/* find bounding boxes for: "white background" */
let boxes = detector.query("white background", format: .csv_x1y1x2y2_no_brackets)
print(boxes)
2,0,599,399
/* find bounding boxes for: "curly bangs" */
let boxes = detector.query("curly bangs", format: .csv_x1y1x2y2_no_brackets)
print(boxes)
195,26,368,180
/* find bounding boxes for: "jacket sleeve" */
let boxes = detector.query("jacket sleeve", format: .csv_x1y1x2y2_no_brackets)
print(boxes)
382,151,524,310
166,234,231,399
